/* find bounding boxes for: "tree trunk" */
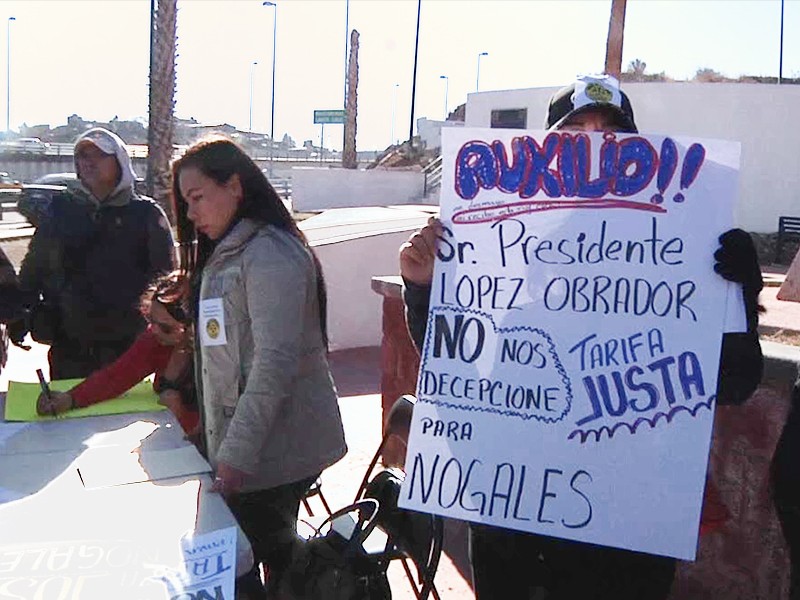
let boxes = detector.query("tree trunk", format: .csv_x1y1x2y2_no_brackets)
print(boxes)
604,0,627,79
342,29,359,170
146,0,177,221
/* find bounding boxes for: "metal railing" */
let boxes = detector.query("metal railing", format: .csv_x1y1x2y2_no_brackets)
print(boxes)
422,154,443,198
270,177,292,202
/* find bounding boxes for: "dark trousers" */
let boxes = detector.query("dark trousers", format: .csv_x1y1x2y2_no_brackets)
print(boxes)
228,474,318,598
772,377,800,599
469,523,676,600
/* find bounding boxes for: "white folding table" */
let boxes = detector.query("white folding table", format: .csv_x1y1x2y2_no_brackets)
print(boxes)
0,395,254,598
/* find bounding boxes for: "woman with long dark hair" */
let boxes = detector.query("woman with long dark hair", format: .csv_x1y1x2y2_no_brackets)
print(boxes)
171,135,347,596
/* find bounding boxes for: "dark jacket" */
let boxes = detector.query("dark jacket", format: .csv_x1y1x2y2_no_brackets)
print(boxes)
18,187,174,356
0,245,28,323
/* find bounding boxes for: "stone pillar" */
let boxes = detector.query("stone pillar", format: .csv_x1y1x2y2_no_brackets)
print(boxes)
371,276,420,466
778,249,800,302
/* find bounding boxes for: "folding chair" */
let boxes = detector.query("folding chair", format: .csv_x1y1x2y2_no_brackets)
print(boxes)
301,477,333,518
353,394,444,600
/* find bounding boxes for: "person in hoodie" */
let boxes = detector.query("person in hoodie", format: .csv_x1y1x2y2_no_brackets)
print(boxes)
15,127,175,379
171,135,347,597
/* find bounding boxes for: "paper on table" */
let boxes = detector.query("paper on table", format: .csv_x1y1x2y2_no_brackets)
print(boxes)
76,445,211,489
0,485,27,505
3,379,166,422
0,421,30,450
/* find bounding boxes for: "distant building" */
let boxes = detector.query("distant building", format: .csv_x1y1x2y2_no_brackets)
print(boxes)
416,117,464,150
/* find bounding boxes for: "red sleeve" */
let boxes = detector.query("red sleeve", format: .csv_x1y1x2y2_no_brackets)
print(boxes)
71,330,172,407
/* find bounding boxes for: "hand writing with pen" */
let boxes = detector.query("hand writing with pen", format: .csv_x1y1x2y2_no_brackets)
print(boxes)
36,390,75,417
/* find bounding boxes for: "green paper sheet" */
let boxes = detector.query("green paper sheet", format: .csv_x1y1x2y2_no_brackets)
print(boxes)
4,379,166,422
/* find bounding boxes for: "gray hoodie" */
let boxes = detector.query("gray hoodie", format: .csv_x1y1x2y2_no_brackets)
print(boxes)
73,127,138,206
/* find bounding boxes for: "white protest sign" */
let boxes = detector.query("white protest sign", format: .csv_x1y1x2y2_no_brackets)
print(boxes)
398,127,741,560
152,526,237,599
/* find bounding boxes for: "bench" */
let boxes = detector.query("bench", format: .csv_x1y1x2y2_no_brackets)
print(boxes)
775,216,800,264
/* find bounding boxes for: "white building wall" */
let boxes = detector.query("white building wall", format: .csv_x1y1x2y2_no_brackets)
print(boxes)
417,117,465,150
465,82,800,233
301,206,434,350
292,167,425,212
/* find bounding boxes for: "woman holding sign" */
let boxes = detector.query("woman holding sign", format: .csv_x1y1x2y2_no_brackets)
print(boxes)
400,74,764,600
171,135,347,597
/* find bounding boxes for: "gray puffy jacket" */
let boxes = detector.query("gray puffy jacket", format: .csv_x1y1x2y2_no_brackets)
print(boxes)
197,219,347,492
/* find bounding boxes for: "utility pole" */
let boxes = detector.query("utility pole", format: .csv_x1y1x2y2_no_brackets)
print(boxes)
779,0,785,84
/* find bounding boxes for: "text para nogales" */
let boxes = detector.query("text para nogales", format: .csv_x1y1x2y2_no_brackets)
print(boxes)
406,453,593,529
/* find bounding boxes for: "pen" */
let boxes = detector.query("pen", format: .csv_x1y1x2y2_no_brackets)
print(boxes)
36,368,55,418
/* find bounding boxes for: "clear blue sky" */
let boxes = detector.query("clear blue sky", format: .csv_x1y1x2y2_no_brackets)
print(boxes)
0,0,797,151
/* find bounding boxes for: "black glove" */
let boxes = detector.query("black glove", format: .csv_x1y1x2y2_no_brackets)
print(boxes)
714,228,763,332
7,316,30,350
714,229,763,289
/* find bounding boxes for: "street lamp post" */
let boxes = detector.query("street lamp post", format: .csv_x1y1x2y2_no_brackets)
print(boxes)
6,16,15,133
248,61,258,132
476,51,488,92
390,83,399,147
263,2,277,177
408,0,421,142
343,0,350,104
779,0,785,84
439,75,449,121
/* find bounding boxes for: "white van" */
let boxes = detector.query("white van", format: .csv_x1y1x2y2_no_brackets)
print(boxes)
4,138,49,155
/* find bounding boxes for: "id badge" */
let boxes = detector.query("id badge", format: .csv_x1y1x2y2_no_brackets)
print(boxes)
200,298,228,346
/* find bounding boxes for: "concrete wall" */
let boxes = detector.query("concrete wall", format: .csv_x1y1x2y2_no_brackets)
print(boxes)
465,82,800,233
292,167,425,212
0,156,360,187
311,229,423,351
0,156,149,183
417,117,464,150
298,205,433,350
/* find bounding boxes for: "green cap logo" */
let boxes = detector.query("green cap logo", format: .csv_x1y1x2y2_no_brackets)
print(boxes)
585,82,613,103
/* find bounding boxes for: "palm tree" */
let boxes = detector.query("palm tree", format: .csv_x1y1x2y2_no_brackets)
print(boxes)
342,29,359,169
629,59,647,77
146,0,177,220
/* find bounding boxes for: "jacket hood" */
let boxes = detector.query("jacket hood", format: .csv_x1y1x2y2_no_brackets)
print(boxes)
73,128,137,202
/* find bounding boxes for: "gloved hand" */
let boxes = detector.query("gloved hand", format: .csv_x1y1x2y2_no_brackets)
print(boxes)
7,316,30,350
713,229,763,292
714,228,763,334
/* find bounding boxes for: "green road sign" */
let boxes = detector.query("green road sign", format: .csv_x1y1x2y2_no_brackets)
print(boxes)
314,109,346,124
